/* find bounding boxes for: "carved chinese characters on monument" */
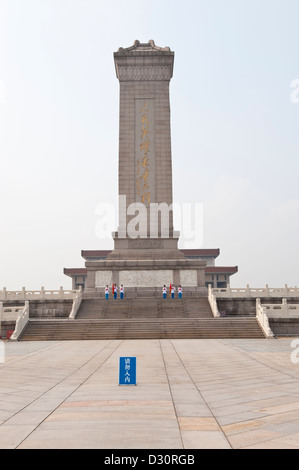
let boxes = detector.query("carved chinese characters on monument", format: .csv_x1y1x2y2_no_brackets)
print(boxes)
135,99,155,206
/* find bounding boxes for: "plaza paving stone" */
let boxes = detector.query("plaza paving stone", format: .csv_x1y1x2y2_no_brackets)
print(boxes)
0,338,298,449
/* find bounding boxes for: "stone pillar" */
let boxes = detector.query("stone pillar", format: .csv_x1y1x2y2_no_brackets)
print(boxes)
85,270,95,292
110,40,182,259
197,268,206,288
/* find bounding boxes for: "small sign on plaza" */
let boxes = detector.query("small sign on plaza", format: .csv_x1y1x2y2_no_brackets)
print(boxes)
119,357,137,385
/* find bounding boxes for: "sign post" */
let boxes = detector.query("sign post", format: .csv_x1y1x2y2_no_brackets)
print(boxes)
119,357,137,385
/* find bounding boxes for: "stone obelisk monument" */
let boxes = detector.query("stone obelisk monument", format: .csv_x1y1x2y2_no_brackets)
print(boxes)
85,40,206,290
110,39,182,260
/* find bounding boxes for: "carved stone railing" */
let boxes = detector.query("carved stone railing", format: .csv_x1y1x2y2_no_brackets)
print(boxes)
256,299,274,338
89,286,208,298
0,302,26,339
0,305,26,321
208,285,220,317
263,299,299,318
212,284,299,298
69,287,83,319
0,287,78,301
10,301,30,341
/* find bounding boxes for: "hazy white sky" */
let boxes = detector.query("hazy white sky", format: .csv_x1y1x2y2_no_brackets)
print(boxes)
1,0,299,289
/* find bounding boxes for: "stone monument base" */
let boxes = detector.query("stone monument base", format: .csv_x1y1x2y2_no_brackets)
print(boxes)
84,257,206,291
109,232,184,260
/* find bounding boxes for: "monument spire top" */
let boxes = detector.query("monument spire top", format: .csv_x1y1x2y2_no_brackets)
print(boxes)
116,39,172,54
114,40,174,81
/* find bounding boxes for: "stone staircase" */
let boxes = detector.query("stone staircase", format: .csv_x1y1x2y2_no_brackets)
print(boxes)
76,297,214,319
18,297,266,340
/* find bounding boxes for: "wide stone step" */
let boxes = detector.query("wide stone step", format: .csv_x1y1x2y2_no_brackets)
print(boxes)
19,318,265,340
76,298,214,320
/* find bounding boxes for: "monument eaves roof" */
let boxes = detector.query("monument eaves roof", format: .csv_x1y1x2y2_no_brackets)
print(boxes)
81,250,112,259
63,268,87,276
205,266,238,274
63,265,238,277
80,249,220,259
180,249,220,258
115,39,173,56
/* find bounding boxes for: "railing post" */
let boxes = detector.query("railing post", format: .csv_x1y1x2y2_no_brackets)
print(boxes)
41,286,45,299
256,298,274,338
256,298,261,315
283,284,288,296
22,287,26,300
10,301,30,341
59,286,64,299
69,289,83,320
282,298,288,315
208,284,220,317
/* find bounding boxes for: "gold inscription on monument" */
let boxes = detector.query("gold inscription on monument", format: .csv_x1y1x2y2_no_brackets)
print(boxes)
135,100,155,205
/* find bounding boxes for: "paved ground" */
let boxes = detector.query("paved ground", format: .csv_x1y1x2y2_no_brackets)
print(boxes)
0,338,299,449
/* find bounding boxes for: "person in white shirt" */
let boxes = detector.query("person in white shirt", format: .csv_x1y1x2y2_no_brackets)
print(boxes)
178,285,183,299
171,285,176,299
105,285,109,299
114,285,118,299
162,285,167,299
120,284,124,299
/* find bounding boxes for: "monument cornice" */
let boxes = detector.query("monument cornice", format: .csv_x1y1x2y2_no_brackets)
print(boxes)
115,39,173,55
114,40,174,81
85,259,206,270
115,64,173,81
